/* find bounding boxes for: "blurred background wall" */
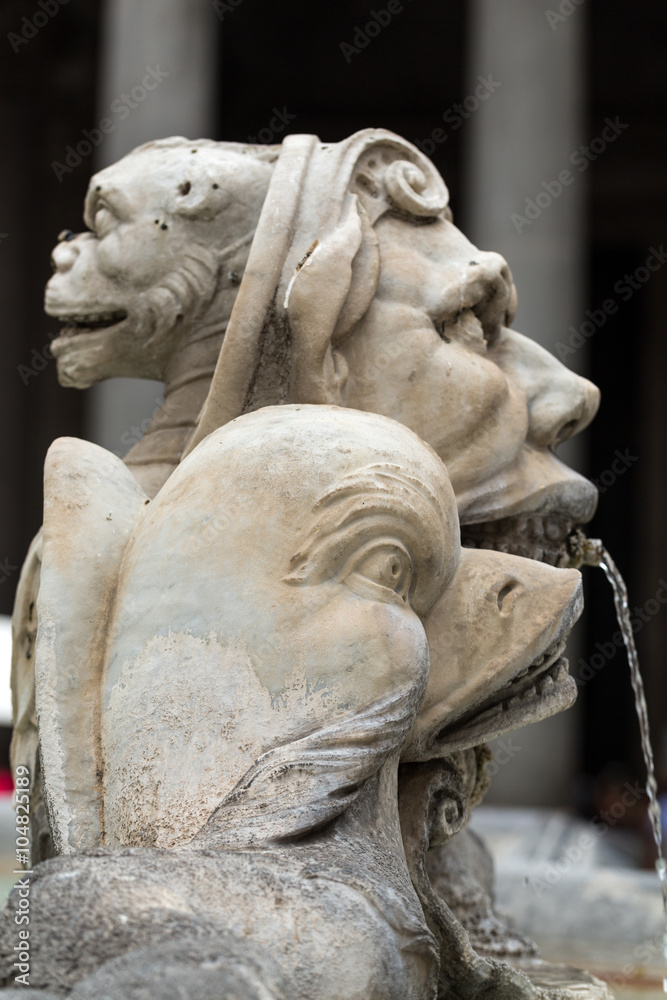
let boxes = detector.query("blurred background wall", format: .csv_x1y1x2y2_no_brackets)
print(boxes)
0,0,665,820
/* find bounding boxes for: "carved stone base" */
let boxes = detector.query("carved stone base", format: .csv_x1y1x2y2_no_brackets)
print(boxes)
426,831,613,1000
514,959,613,1000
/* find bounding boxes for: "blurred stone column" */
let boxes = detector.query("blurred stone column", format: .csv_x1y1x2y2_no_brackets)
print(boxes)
86,0,218,454
463,0,587,805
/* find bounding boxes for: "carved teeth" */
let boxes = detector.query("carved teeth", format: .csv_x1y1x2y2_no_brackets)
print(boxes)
58,310,126,329
461,513,574,566
545,518,563,541
496,645,567,702
552,661,568,682
484,703,504,720
440,654,571,746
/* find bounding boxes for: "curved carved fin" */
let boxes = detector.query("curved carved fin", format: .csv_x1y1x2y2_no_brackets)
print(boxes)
36,438,148,852
193,689,418,851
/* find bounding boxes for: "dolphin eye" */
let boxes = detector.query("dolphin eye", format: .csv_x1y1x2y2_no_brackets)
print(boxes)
345,542,412,605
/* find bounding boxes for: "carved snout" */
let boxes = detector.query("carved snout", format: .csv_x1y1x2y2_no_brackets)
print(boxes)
494,328,601,449
45,233,104,316
403,548,582,760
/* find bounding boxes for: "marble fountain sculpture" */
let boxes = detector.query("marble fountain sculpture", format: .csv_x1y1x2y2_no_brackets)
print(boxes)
4,130,611,998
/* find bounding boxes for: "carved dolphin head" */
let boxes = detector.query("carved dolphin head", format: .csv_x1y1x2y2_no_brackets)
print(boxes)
36,405,581,855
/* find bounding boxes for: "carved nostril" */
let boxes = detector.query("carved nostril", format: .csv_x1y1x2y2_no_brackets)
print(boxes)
530,397,585,448
555,418,580,445
497,580,518,611
528,371,601,449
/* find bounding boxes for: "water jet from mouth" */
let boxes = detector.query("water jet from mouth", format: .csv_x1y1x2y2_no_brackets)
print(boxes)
568,530,667,991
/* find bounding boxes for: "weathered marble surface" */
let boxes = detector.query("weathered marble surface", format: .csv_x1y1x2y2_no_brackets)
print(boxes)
13,126,599,847
3,405,588,997
8,129,606,998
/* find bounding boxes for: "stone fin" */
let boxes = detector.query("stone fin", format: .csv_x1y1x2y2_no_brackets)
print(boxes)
36,438,148,852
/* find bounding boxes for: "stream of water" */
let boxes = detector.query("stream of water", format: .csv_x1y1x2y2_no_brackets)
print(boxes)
576,537,667,988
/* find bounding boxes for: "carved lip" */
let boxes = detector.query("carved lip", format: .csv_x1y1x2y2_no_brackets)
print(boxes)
432,640,577,753
457,446,598,539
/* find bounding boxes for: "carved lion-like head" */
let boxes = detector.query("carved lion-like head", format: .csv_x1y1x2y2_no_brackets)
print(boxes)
45,137,277,388
45,129,600,555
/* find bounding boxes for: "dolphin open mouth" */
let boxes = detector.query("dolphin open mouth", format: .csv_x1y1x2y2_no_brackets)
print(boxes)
454,508,585,744
433,638,576,752
53,310,128,337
